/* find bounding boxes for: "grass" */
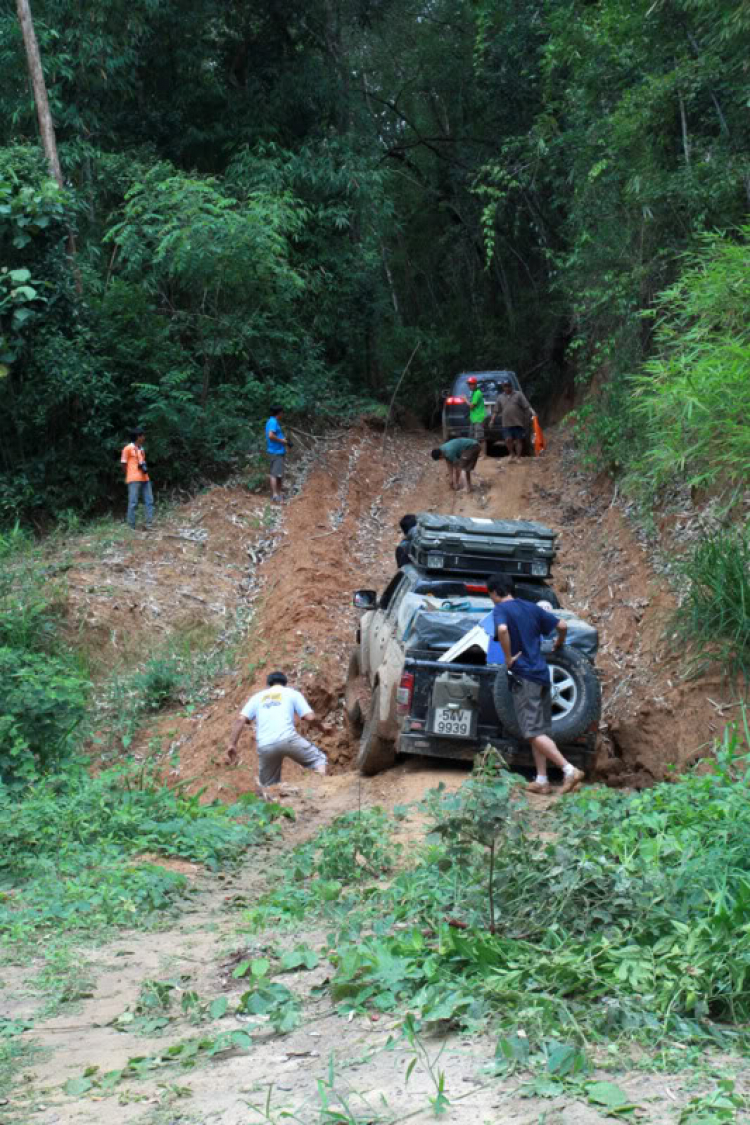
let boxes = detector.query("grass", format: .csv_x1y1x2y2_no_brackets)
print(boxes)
88,606,254,755
669,525,750,680
0,761,288,947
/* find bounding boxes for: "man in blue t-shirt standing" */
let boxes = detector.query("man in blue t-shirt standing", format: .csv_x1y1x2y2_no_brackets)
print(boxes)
265,405,289,503
488,574,584,795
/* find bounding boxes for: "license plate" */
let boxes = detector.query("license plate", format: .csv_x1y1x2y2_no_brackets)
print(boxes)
431,707,473,738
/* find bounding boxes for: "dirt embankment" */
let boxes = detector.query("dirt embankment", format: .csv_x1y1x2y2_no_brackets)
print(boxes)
62,422,743,802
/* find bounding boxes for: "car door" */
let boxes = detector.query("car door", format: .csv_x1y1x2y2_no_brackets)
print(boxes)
365,573,404,679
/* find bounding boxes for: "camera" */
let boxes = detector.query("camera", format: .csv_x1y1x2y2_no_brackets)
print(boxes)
139,462,148,474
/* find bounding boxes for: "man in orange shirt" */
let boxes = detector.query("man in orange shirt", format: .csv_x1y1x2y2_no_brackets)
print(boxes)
121,427,154,530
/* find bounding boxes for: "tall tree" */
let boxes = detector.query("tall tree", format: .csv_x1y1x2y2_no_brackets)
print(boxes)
14,0,62,187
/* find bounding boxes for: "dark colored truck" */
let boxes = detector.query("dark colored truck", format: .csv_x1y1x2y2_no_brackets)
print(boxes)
441,369,530,454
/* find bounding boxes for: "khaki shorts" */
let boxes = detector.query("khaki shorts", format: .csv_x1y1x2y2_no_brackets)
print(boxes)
457,443,480,472
269,454,285,479
257,732,327,787
469,422,485,442
514,678,552,740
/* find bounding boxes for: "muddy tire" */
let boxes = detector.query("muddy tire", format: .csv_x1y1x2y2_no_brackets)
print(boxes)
492,646,601,743
357,685,396,776
441,411,449,441
344,649,366,732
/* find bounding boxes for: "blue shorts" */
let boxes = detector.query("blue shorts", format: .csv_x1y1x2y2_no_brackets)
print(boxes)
503,426,525,440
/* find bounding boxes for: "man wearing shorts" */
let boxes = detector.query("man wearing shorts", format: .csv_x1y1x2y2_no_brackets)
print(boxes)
487,574,584,795
265,406,289,503
490,379,536,463
467,376,486,452
431,437,480,493
227,671,327,789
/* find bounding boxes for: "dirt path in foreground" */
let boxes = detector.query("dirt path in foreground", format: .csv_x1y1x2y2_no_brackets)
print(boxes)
5,424,744,1124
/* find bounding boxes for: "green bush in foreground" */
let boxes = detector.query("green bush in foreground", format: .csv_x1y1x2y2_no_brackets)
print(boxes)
0,765,287,942
246,728,750,1053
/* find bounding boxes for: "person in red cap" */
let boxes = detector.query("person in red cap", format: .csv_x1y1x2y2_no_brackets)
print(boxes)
467,377,486,453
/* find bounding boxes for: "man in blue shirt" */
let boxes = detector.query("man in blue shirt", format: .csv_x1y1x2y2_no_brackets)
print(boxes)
265,405,289,503
488,574,584,795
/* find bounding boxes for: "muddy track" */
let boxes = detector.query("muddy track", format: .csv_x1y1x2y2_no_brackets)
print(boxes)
122,423,736,805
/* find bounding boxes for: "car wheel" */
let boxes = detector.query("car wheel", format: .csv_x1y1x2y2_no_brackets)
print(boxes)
492,646,601,743
344,649,366,732
357,685,396,776
441,411,449,441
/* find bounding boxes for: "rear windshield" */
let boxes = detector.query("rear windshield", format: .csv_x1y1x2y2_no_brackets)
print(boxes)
453,371,519,398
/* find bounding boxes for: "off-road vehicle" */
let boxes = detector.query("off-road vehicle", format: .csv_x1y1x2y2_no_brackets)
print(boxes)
441,369,530,453
345,514,601,776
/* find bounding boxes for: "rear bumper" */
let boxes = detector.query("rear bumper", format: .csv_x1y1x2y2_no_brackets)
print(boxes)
398,730,596,771
444,421,506,443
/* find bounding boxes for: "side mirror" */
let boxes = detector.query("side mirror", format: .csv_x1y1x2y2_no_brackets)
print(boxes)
353,589,377,610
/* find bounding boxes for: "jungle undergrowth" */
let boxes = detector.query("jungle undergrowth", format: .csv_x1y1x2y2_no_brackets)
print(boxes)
237,732,750,1084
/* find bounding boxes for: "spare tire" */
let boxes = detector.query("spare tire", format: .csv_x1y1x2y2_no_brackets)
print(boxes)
357,685,396,776
492,646,600,743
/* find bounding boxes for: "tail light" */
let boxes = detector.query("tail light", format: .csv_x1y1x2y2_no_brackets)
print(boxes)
396,671,415,715
465,583,488,594
445,396,467,405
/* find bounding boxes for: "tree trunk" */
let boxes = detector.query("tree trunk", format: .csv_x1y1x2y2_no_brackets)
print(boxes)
15,0,63,189
16,0,80,289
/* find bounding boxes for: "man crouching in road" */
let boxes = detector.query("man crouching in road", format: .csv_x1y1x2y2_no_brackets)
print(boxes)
431,437,480,493
227,671,328,792
487,575,584,796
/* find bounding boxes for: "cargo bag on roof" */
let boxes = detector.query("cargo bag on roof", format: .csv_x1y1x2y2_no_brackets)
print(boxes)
408,513,557,580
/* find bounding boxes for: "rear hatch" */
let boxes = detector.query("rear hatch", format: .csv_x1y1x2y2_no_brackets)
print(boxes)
444,371,518,436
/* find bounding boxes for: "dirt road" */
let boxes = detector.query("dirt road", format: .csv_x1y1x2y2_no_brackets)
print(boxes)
116,421,735,811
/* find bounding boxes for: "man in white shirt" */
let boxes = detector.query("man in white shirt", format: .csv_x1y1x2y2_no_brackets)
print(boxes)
227,671,328,788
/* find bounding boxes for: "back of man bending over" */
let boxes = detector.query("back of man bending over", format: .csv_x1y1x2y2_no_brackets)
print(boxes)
487,575,584,795
227,671,328,792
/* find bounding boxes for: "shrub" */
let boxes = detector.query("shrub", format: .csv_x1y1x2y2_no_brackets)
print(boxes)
0,647,88,784
626,227,750,497
0,765,286,940
669,526,750,680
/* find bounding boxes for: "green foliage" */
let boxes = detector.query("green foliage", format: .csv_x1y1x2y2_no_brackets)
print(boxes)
0,0,748,519
112,977,233,1035
91,608,252,753
63,1027,254,1097
0,523,89,784
0,764,284,942
626,228,750,495
669,526,750,679
240,807,399,932
678,1078,748,1124
236,958,301,1034
0,645,88,784
286,733,750,1055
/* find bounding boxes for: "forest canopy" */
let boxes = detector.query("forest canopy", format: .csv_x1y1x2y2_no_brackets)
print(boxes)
1,0,749,520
